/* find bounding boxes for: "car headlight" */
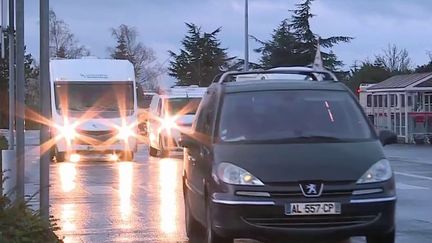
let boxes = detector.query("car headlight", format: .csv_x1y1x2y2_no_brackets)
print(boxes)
117,126,135,140
357,159,393,184
161,117,177,131
59,125,77,141
216,162,264,186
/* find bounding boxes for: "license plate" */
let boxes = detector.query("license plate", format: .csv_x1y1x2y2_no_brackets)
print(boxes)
285,202,341,215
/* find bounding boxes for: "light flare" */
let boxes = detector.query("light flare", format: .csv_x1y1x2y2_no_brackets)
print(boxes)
118,162,134,223
159,158,178,235
59,162,77,193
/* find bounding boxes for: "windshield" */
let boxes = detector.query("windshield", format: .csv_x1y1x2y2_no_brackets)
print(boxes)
219,90,374,143
55,82,134,116
165,98,201,116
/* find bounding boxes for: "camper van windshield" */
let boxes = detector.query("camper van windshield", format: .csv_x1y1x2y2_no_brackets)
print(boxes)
55,82,134,113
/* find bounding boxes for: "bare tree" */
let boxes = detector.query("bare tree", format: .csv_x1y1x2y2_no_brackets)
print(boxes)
108,24,164,90
49,10,90,59
375,44,412,73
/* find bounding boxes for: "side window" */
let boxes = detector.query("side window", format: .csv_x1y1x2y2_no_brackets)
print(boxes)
194,93,210,134
203,93,217,136
156,98,162,117
366,95,372,107
149,95,157,112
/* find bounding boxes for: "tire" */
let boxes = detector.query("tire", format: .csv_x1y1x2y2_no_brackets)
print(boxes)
184,187,202,237
205,202,232,243
121,151,134,161
149,146,158,157
159,136,169,158
367,229,395,243
55,150,66,163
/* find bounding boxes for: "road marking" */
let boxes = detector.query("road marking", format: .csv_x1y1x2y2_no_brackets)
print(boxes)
395,171,432,181
396,182,429,190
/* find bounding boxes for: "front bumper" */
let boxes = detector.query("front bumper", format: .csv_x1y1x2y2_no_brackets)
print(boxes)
210,193,396,241
56,138,137,153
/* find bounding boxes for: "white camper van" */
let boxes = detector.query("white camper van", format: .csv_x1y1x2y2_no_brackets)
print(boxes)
50,58,138,162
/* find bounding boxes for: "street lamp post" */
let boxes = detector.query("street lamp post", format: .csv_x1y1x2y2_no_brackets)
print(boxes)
39,0,50,222
244,0,249,71
15,0,25,202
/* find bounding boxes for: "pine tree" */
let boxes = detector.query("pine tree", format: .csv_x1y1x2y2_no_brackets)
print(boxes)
255,0,352,71
0,31,38,128
169,23,233,87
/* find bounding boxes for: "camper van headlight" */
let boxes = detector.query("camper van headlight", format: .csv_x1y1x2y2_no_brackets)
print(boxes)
59,125,77,141
117,126,135,140
357,159,393,184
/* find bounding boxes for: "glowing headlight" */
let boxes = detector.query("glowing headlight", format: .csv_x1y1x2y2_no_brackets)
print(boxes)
117,126,135,140
59,125,77,141
215,162,264,186
357,159,393,184
161,117,177,130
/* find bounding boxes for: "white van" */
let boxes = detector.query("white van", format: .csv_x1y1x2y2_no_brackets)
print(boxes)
50,58,138,162
147,86,206,157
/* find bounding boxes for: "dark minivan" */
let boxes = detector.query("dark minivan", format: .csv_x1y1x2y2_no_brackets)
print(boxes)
181,68,397,243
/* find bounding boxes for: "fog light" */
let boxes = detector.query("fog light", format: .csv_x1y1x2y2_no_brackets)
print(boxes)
109,154,119,161
69,153,80,163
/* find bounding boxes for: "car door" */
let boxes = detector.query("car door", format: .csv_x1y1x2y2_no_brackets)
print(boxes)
185,91,212,224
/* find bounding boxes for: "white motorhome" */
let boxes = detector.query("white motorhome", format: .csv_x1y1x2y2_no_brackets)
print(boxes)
50,58,138,162
147,86,206,157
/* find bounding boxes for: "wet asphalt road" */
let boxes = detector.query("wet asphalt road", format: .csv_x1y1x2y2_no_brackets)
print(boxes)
21,139,432,243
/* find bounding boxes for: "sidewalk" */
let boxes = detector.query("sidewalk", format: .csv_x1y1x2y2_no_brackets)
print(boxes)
384,144,432,164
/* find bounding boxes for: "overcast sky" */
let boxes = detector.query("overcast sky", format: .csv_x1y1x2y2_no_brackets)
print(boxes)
23,0,432,84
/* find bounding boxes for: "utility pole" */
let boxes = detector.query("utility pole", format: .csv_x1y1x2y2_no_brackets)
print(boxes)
40,0,50,222
244,0,249,71
15,0,25,201
8,0,15,150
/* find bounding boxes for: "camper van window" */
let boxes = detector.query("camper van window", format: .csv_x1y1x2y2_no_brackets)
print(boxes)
367,95,372,107
55,82,134,116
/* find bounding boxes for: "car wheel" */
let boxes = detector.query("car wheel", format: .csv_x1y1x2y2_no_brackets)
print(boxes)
205,203,232,243
149,146,158,157
121,151,134,161
159,136,169,158
367,229,395,243
184,188,202,237
54,148,66,163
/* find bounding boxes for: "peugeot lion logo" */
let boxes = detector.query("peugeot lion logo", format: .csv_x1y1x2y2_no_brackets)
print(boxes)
300,182,323,197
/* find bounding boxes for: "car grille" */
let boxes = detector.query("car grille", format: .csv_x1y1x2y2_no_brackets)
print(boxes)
264,181,355,199
269,189,353,198
243,214,378,228
75,130,117,145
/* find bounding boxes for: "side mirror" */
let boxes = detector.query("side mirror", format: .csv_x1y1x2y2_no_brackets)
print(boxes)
179,134,197,148
379,130,397,146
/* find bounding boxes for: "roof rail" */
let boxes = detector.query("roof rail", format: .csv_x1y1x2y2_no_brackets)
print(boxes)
214,67,338,84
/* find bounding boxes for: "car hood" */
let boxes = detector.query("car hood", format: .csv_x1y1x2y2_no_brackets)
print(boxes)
213,141,385,183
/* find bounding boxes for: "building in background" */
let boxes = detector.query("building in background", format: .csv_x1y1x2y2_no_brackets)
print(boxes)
359,72,432,144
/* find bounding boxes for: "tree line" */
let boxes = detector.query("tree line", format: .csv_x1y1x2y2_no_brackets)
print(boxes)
169,0,432,90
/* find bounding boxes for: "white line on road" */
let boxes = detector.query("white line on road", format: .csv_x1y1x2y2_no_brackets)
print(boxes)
396,182,429,190
395,171,432,181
